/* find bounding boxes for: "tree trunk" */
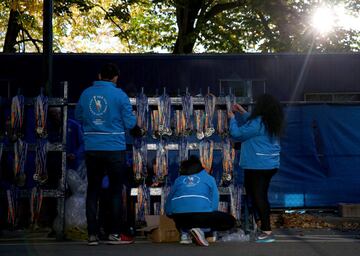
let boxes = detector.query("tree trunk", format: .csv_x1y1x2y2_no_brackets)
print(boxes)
3,9,21,53
173,0,203,54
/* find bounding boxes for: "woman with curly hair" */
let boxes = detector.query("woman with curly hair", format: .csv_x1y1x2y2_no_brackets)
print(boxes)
228,94,284,243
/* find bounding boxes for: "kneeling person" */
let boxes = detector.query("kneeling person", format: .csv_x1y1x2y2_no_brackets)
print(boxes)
165,155,235,246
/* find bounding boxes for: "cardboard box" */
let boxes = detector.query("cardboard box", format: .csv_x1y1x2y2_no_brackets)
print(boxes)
339,203,360,217
139,215,179,243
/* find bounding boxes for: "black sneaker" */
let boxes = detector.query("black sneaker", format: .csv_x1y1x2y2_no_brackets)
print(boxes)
88,235,99,246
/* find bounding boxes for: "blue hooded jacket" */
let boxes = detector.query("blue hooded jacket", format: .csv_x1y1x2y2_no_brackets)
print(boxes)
75,81,136,151
165,170,219,215
230,112,280,170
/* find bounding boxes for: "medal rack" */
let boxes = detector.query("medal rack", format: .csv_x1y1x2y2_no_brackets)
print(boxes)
129,95,252,223
0,82,68,240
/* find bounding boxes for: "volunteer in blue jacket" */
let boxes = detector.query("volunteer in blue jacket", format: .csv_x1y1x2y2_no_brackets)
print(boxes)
165,155,235,246
228,94,284,243
75,63,137,246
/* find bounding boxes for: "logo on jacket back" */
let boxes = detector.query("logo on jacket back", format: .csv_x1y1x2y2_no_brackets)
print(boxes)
183,175,200,187
89,96,108,116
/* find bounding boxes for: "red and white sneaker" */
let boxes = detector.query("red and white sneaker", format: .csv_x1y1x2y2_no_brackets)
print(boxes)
106,234,135,245
190,228,209,246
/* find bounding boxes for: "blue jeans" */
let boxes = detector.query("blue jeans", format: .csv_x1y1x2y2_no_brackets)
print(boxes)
85,151,129,236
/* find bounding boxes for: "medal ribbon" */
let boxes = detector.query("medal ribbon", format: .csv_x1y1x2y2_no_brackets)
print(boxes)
7,188,17,226
221,138,235,185
194,110,205,140
154,141,168,184
35,94,48,138
136,92,148,134
217,110,228,137
34,139,48,184
11,95,24,140
14,139,28,185
30,186,43,225
151,110,159,139
179,137,189,164
225,93,236,114
181,92,193,133
229,185,242,220
158,93,172,136
132,138,147,182
199,140,214,173
204,93,216,137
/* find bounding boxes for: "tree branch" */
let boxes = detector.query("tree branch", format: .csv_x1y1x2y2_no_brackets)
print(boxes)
20,27,41,52
203,0,246,21
93,3,132,53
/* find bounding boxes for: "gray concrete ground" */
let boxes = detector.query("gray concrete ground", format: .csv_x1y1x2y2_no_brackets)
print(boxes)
1,229,359,256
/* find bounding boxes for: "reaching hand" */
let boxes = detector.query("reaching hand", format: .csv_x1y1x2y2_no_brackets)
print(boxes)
232,103,247,114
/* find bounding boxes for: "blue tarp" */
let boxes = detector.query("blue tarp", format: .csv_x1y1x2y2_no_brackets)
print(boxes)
270,104,360,207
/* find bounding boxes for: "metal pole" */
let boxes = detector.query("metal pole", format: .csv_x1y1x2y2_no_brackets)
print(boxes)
43,0,53,96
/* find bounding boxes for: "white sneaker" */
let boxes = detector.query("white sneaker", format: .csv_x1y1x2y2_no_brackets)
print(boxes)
180,233,192,244
190,228,209,246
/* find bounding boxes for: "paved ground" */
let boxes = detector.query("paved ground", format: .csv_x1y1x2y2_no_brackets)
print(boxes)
1,229,359,256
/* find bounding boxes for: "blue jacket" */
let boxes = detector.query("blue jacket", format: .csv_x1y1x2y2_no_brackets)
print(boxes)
165,170,219,215
230,112,280,170
75,81,136,151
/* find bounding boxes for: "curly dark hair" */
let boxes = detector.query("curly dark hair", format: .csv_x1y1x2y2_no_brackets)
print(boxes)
249,94,284,137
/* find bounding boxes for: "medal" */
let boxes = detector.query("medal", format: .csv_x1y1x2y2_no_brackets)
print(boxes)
14,139,28,187
10,95,24,142
35,93,48,138
181,90,193,134
204,93,216,137
136,89,148,136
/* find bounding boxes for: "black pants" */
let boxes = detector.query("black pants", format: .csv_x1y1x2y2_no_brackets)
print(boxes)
244,169,277,231
169,211,236,232
85,151,129,236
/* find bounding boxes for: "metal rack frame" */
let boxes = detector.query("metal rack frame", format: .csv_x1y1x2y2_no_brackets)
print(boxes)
0,82,68,239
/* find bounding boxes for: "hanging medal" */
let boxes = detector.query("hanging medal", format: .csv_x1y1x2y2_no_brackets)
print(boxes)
132,138,147,183
181,91,193,135
174,110,186,136
217,109,229,137
10,94,24,142
151,110,159,139
35,93,48,138
199,139,214,173
194,110,205,140
154,141,168,184
136,90,148,136
221,138,235,186
14,139,28,187
7,188,17,227
204,93,216,137
158,92,172,136
33,139,48,184
136,184,150,223
179,137,189,164
30,186,43,227
225,90,236,114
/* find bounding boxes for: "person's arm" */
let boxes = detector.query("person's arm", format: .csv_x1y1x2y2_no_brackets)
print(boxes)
210,177,219,211
119,92,136,129
229,117,261,142
74,95,83,124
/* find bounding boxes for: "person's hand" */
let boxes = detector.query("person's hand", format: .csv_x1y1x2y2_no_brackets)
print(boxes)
228,111,235,119
232,103,247,114
129,125,144,138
